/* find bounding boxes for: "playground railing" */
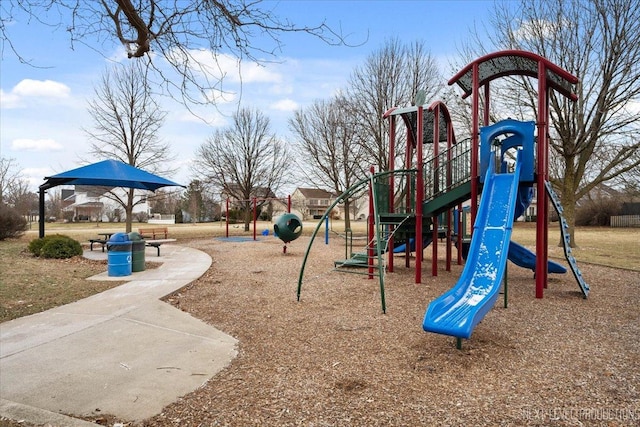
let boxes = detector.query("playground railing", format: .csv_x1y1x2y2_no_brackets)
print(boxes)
423,139,472,202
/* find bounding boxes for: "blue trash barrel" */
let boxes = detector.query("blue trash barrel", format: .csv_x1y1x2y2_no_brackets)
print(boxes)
107,232,132,277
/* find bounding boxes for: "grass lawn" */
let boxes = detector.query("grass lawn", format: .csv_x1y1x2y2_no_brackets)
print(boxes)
1,222,637,324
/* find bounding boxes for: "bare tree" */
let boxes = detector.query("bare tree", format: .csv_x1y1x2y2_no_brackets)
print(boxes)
1,1,350,110
345,38,443,172
0,157,22,206
193,107,289,231
147,187,181,218
7,179,38,219
85,61,174,232
289,96,368,230
460,0,640,246
44,189,64,222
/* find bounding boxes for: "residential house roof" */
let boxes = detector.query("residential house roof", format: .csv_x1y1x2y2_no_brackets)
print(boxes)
295,188,336,199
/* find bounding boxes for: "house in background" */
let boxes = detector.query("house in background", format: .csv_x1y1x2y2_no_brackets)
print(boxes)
291,188,337,220
62,185,150,222
291,187,373,221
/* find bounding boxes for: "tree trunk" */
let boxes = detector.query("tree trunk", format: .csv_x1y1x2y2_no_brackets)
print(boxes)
243,202,251,232
344,199,352,231
125,189,134,233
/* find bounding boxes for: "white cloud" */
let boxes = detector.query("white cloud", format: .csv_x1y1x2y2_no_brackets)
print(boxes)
11,138,64,152
236,60,282,84
270,99,299,112
0,89,21,108
514,19,567,42
22,167,52,187
13,79,71,98
625,99,640,115
1,79,71,109
203,88,237,104
171,48,283,84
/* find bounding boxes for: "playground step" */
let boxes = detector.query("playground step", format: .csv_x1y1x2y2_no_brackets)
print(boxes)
378,213,415,223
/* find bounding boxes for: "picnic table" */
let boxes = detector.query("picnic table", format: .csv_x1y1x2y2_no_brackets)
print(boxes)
89,232,118,251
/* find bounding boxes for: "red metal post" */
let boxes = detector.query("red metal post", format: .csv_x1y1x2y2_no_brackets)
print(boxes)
415,107,424,284
388,115,396,273
446,120,454,271
287,195,291,213
405,125,413,269
470,63,480,229
484,83,491,126
535,61,549,298
456,204,463,265
431,105,439,277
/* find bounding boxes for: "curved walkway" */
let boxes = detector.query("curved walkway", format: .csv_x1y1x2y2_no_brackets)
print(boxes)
0,245,237,424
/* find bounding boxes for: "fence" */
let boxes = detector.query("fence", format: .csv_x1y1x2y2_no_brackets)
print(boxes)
149,214,176,225
610,215,640,227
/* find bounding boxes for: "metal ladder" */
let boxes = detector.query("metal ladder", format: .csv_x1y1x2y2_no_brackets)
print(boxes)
545,181,590,298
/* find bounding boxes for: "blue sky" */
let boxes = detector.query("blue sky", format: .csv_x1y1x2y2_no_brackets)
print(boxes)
0,0,498,192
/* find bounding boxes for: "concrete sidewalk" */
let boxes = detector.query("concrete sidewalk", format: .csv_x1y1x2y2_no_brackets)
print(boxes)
0,244,237,424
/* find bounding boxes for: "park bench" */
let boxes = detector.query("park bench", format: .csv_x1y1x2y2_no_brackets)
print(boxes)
138,227,169,239
138,227,175,256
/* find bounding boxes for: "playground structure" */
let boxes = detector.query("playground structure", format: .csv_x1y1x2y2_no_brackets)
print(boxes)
274,213,303,253
224,195,292,240
297,50,590,344
223,195,303,253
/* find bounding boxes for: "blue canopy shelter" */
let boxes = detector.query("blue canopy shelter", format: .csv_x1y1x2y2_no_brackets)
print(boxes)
38,159,184,237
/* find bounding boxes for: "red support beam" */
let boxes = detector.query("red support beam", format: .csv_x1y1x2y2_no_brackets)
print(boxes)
388,115,396,273
415,106,424,284
431,105,439,277
535,61,549,298
470,63,480,230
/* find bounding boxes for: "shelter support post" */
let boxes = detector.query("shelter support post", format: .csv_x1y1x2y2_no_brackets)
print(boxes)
39,188,46,238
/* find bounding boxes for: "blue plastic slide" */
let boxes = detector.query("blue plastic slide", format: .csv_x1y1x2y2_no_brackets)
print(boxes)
422,154,522,339
508,241,567,274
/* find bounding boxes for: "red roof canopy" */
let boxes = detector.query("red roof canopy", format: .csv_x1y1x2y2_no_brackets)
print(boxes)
448,50,578,100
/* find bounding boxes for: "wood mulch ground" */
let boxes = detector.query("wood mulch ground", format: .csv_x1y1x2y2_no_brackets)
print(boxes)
133,235,640,427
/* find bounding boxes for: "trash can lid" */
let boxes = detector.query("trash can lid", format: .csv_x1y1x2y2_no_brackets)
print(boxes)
128,231,144,241
109,232,130,242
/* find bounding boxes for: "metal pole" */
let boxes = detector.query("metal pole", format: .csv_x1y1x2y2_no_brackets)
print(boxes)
415,107,424,284
504,262,508,308
253,197,257,241
325,215,329,245
535,61,548,298
368,166,375,279
388,115,396,273
431,105,439,277
470,62,479,230
38,188,46,238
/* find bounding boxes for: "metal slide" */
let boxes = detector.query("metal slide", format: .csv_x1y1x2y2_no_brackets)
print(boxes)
422,154,522,339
